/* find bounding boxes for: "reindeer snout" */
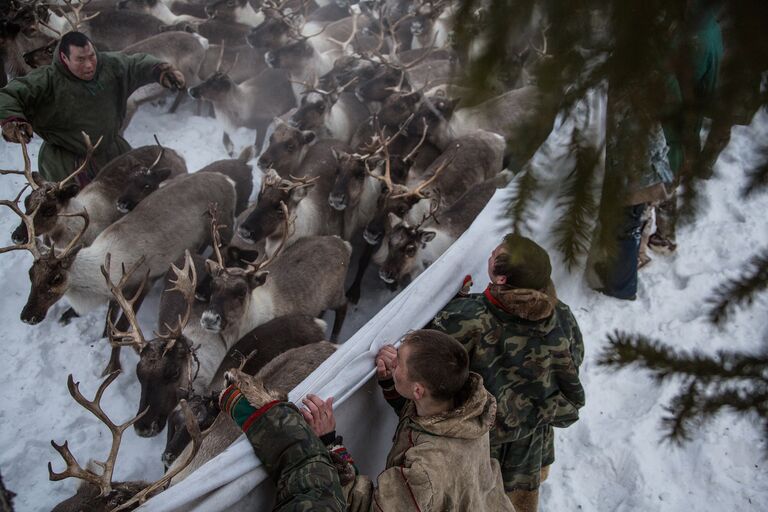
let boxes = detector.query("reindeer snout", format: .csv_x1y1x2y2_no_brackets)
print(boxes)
264,51,278,68
116,198,135,213
188,86,201,99
20,305,44,325
201,310,223,332
135,418,163,438
11,224,29,245
237,226,256,242
161,450,177,469
328,193,348,211
378,268,397,284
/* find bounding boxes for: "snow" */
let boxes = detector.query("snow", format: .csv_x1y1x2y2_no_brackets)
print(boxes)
1,95,767,511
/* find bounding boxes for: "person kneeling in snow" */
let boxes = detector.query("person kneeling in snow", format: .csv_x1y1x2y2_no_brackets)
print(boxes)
429,234,586,512
301,329,514,511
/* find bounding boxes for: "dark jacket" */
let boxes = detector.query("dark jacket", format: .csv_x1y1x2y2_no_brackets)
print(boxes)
430,284,586,445
0,42,162,181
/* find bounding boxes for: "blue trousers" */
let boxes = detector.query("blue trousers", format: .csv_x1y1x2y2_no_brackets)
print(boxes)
597,204,645,300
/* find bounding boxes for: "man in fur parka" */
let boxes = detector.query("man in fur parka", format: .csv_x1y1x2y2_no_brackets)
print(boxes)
429,233,586,512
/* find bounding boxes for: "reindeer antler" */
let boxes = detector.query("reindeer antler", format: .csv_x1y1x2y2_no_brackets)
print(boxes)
101,253,149,353
112,399,211,511
58,131,104,189
48,371,148,497
0,139,38,190
326,11,359,54
57,0,100,32
146,134,165,172
390,148,455,200
159,250,197,355
0,173,42,259
413,195,440,230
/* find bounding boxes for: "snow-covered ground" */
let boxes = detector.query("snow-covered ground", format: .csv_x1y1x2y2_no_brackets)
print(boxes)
1,96,767,511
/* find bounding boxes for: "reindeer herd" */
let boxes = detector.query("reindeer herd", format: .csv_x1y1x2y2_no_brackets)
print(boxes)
0,0,556,509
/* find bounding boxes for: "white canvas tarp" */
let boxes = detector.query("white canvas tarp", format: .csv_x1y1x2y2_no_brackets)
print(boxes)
139,188,511,511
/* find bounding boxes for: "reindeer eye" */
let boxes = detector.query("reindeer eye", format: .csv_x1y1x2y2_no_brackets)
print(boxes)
143,183,152,189
405,245,416,257
286,143,296,152
49,274,63,286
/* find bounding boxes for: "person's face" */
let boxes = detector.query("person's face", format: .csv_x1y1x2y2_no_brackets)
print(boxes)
392,343,417,400
487,243,508,284
62,43,97,81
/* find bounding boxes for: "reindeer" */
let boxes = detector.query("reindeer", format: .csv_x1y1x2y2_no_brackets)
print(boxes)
188,53,296,154
363,129,506,245
0,2,52,79
9,139,187,249
117,146,254,215
289,80,369,144
48,370,208,511
116,0,207,26
414,86,559,170
168,340,338,484
375,172,512,286
202,232,351,343
161,313,327,466
3,148,235,377
203,0,265,27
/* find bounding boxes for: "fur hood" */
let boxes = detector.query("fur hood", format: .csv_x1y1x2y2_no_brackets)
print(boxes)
406,373,496,440
486,282,558,322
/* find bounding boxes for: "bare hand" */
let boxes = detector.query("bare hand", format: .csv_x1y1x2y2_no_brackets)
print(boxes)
300,394,335,437
1,120,33,143
159,65,186,90
376,344,397,381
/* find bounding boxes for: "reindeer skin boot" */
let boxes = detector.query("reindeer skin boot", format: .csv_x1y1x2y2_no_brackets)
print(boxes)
508,489,539,512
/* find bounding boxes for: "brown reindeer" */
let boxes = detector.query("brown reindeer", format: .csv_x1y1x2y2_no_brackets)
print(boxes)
48,371,208,512
9,138,186,249
168,340,338,484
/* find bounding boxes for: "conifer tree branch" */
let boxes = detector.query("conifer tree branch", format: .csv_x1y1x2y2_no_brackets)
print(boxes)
707,248,768,325
742,147,768,198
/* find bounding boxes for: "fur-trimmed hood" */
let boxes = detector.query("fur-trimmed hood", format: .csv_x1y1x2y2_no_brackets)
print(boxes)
405,373,496,440
486,281,558,322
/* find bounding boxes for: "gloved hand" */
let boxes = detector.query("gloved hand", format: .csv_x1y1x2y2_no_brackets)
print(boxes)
156,63,186,90
1,120,33,143
219,383,257,428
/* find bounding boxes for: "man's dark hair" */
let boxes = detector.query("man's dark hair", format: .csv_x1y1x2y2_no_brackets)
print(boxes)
403,329,469,403
493,233,552,290
59,31,92,58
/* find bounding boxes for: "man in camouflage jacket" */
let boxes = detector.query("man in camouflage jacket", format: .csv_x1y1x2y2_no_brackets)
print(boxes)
429,233,586,512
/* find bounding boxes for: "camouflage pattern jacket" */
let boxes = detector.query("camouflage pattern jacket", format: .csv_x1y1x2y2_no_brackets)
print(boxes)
430,283,585,445
244,401,347,511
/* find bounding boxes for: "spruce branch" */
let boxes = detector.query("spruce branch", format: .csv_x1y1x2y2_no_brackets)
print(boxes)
505,165,539,233
707,248,768,325
742,147,768,197
551,129,600,270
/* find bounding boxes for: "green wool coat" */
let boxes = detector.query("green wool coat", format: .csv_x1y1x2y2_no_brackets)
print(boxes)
0,43,162,182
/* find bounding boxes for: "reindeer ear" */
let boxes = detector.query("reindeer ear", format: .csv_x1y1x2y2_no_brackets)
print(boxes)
387,212,402,228
419,230,436,246
205,258,222,276
248,270,269,288
289,184,312,203
446,97,461,115
56,182,81,201
300,131,316,144
153,168,173,180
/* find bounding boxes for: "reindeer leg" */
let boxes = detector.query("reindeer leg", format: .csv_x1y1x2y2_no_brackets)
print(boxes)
346,242,376,305
223,132,235,158
59,307,80,325
330,302,348,342
168,89,187,114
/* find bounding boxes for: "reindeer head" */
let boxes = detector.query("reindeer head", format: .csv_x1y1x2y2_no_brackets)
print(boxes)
290,89,337,132
188,71,235,101
99,251,199,438
328,149,369,211
411,94,460,138
204,0,251,20
21,243,83,324
237,170,296,243
378,90,421,126
377,210,437,284
355,65,406,102
264,37,313,70
329,54,380,87
7,132,100,244
114,141,170,213
162,392,218,469
245,5,301,50
257,121,316,174
204,201,290,333
23,37,57,68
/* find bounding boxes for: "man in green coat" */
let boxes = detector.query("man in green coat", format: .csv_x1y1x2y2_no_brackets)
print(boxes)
0,31,185,183
428,233,586,512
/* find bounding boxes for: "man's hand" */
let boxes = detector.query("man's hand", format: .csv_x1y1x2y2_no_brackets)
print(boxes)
157,63,186,90
300,394,336,437
1,120,33,143
376,344,397,381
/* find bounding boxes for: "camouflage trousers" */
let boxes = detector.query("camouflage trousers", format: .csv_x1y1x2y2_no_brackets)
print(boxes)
490,425,554,492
